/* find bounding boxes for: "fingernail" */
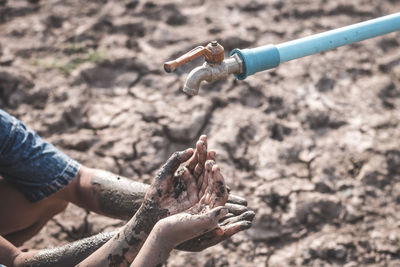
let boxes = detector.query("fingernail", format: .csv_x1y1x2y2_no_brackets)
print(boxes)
241,221,252,230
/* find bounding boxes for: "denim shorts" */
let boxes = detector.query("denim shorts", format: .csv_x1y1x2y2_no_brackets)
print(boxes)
0,109,81,202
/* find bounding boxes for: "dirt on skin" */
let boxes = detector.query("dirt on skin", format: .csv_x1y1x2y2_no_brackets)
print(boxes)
1,0,400,266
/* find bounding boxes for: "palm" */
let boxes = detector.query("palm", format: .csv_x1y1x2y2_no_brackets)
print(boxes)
142,135,254,252
155,165,201,214
144,135,212,216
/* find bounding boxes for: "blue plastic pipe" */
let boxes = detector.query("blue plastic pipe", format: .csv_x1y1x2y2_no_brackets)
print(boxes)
230,12,400,80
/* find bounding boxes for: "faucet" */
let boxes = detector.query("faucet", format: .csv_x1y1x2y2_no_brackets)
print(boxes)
164,13,400,96
164,41,243,96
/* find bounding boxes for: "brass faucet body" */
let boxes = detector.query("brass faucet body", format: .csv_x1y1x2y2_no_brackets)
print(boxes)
163,41,243,95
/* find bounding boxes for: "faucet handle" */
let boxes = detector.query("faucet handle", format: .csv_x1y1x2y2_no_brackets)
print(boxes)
164,46,207,73
164,41,224,73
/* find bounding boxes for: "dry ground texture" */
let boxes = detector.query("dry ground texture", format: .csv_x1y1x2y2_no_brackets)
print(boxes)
1,0,400,266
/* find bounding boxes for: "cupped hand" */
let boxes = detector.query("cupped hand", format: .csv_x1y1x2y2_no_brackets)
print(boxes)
154,159,230,248
176,208,255,251
141,134,254,251
156,206,229,249
143,135,214,217
176,169,255,252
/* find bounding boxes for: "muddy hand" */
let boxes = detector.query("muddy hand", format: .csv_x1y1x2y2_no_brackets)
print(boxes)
176,161,254,252
143,135,213,217
181,195,255,251
176,209,255,252
186,135,217,198
187,160,229,214
176,163,255,252
171,161,231,250
156,206,229,248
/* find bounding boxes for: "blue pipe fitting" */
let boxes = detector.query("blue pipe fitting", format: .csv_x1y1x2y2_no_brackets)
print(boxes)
230,12,400,80
230,44,280,80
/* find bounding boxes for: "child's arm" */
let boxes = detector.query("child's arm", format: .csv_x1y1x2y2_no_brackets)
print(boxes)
132,206,228,267
76,148,196,267
77,138,224,267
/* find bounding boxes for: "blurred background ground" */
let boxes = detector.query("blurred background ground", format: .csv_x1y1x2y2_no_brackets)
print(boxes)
1,0,400,266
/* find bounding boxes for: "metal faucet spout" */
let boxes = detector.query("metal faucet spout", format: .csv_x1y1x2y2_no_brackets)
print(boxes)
183,66,212,96
183,54,243,96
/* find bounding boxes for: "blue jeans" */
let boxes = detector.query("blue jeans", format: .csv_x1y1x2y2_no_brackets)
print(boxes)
0,109,81,202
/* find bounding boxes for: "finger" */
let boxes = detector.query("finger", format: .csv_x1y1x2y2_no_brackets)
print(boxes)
219,211,256,226
199,191,208,206
219,220,252,237
160,149,194,180
225,203,249,216
186,136,206,171
202,161,216,205
227,194,248,206
186,149,198,172
219,212,235,223
210,164,228,208
199,134,208,148
176,220,252,252
205,206,229,223
181,169,199,205
194,140,207,178
207,150,216,161
193,140,204,176
199,160,214,199
189,206,228,236
204,172,213,205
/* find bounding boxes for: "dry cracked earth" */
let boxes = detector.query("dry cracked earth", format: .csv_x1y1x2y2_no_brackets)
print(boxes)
1,0,400,266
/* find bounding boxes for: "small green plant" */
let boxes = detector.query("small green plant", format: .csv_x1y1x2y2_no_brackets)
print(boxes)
33,48,108,75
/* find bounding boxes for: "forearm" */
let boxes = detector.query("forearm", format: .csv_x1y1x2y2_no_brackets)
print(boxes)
75,167,149,220
77,202,167,267
131,225,173,267
12,231,116,267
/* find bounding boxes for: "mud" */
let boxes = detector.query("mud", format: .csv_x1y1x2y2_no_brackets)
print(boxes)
134,199,170,235
2,0,400,266
226,194,248,206
176,219,253,253
107,247,129,267
216,181,225,197
173,176,186,199
22,231,116,267
90,171,148,220
156,149,193,186
220,211,256,227
99,199,170,266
